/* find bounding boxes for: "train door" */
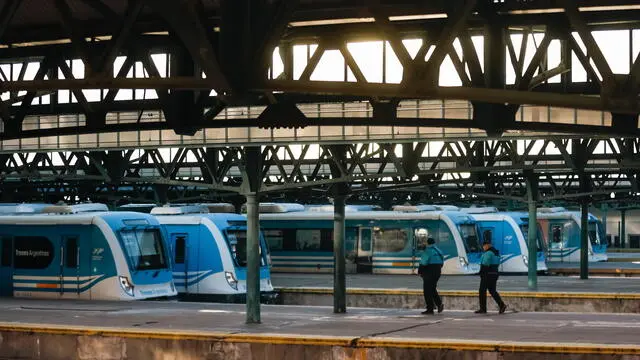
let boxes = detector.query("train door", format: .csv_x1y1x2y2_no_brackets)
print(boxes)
549,223,564,262
357,228,373,273
0,236,12,296
61,236,80,296
412,228,428,274
479,226,500,270
171,233,188,293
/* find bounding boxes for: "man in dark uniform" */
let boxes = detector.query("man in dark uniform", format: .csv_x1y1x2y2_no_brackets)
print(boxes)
475,240,507,314
418,237,444,315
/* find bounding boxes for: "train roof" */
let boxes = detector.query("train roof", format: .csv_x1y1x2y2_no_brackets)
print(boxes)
0,203,52,214
459,207,499,214
305,204,382,212
153,212,246,227
150,205,209,215
536,211,599,221
260,210,475,223
0,210,159,226
392,204,461,212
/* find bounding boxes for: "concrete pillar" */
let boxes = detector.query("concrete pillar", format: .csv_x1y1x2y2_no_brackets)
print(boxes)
621,210,626,248
580,200,589,280
245,193,260,323
601,203,608,246
527,179,537,290
333,195,346,313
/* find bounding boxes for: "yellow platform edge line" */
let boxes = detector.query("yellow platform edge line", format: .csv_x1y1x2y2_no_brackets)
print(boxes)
275,287,640,299
0,323,638,355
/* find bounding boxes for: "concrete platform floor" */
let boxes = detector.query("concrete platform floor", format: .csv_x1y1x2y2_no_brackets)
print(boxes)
606,252,640,262
272,272,640,293
549,261,640,269
0,298,639,346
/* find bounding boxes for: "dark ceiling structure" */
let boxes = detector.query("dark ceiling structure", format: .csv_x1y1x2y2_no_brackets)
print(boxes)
0,0,638,208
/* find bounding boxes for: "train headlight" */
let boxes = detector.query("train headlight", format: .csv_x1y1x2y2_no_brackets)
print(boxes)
119,276,135,297
522,255,528,266
458,256,468,268
267,253,272,266
225,271,238,290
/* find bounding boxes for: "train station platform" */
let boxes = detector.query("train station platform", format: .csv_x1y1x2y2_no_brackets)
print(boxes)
0,298,638,359
272,273,640,313
548,261,640,276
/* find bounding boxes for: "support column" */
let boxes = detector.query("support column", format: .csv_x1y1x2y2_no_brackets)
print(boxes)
333,195,346,313
621,210,627,248
580,200,589,280
243,146,262,324
601,203,608,246
526,177,538,290
245,193,260,323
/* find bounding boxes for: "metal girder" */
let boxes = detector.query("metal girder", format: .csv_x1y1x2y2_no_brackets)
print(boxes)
77,0,119,20
416,0,477,85
53,0,99,75
0,0,20,41
2,75,636,114
260,80,640,114
0,138,637,204
0,2,637,140
99,0,145,75
148,0,231,94
253,0,299,77
562,1,614,82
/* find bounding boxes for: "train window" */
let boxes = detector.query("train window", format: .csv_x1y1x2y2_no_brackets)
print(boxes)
65,237,78,268
174,235,186,264
264,230,284,251
459,224,480,253
296,229,322,250
437,223,452,244
551,225,563,248
588,222,600,245
13,236,54,269
373,228,408,253
1,237,11,266
120,229,168,270
483,229,493,244
414,228,428,250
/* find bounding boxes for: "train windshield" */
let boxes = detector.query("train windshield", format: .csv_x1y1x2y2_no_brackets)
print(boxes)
119,228,168,270
520,223,544,251
225,229,264,267
588,221,601,245
459,224,481,253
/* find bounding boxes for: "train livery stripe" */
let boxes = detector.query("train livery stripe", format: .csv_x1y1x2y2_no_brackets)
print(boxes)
12,274,108,292
173,270,216,287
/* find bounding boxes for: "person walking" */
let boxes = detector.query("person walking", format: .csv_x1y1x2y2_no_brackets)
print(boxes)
475,240,507,314
418,237,444,315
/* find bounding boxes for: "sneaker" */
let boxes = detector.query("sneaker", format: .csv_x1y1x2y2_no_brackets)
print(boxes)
474,309,487,314
437,304,444,313
421,310,434,315
499,304,507,314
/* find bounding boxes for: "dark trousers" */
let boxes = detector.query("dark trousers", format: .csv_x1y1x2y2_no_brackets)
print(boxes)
422,267,442,311
479,273,504,311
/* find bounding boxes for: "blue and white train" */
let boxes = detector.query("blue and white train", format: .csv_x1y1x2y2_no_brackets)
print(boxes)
259,203,482,275
150,205,275,302
537,207,608,262
0,203,176,300
461,208,548,273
